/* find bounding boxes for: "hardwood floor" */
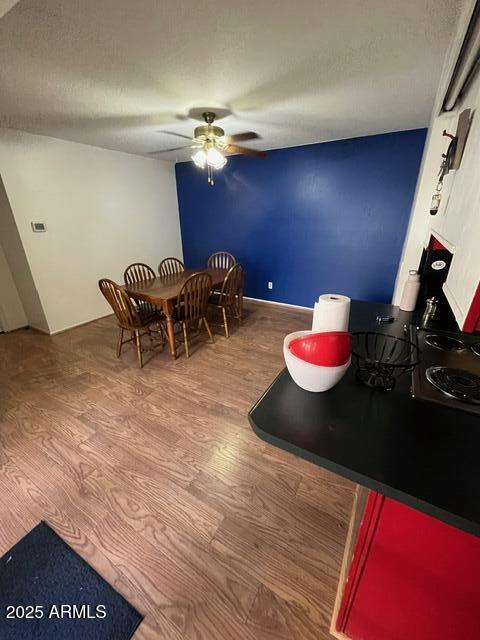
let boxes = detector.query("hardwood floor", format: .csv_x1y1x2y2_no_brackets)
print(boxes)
0,301,355,639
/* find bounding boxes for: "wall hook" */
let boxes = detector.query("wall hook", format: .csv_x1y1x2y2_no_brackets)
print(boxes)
442,130,456,141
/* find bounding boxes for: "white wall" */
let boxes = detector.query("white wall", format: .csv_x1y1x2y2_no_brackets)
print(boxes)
0,174,49,332
0,129,182,334
392,114,456,301
439,70,480,327
0,241,27,331
0,1,19,20
393,0,477,305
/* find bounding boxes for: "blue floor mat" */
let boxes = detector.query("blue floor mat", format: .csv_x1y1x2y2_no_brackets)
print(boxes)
0,521,143,639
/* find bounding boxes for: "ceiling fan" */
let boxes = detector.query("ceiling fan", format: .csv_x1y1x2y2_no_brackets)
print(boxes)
151,111,266,185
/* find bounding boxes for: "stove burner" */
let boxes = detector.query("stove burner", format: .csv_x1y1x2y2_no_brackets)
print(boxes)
425,334,466,352
426,367,480,404
472,343,480,357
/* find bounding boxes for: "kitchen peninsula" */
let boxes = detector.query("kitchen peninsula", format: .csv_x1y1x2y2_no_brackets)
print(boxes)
249,300,480,640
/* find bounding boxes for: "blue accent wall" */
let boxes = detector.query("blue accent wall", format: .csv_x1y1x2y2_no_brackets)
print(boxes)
176,128,426,307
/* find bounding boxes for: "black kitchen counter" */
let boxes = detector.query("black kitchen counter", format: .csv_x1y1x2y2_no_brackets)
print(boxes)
249,300,480,537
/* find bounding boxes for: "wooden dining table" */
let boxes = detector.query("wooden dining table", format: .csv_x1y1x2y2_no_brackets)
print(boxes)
123,267,227,359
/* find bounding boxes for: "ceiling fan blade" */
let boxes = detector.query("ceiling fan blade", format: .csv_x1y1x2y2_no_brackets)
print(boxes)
156,130,193,141
148,145,191,154
226,131,260,143
226,144,267,159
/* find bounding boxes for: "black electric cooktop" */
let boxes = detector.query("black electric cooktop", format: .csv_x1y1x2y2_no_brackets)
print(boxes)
412,328,480,415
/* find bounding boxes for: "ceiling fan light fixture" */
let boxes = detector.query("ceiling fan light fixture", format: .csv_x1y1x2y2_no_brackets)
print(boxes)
192,149,207,168
206,147,227,170
183,111,261,184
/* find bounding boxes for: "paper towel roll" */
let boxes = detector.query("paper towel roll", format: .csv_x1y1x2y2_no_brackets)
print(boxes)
312,294,351,332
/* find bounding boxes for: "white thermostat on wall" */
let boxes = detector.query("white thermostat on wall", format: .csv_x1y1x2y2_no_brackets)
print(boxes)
31,221,47,232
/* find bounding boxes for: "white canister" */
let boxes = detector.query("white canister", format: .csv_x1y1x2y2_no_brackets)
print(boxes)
399,270,421,311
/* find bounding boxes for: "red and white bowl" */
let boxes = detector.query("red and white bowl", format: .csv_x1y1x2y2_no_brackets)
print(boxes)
283,330,351,392
289,330,352,366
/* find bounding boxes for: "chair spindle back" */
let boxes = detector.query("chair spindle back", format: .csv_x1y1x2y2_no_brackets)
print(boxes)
177,272,213,323
207,252,236,271
99,278,141,328
159,257,185,277
219,264,244,305
123,262,156,285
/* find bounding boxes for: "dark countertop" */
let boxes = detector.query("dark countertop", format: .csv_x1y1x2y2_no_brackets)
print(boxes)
249,300,480,537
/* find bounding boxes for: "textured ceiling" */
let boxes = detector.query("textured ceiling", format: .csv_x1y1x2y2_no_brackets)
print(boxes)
0,0,463,161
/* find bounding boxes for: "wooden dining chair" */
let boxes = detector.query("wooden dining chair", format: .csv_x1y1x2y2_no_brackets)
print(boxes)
99,278,164,368
209,264,244,337
123,262,159,316
158,257,185,277
124,262,156,284
207,251,236,271
176,272,214,358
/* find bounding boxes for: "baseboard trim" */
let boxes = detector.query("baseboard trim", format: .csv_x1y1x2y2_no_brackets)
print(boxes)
48,312,114,336
28,299,310,336
28,323,50,335
25,313,113,336
244,296,313,312
0,324,29,334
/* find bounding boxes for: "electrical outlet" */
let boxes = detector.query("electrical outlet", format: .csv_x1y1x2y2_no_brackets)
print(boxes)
268,281,273,290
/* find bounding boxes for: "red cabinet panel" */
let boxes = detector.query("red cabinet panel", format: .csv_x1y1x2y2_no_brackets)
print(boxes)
337,492,480,640
462,282,480,332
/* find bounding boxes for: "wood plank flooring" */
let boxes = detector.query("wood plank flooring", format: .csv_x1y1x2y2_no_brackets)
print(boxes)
0,301,355,639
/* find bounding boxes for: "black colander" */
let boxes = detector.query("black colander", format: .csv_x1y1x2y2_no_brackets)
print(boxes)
351,331,420,391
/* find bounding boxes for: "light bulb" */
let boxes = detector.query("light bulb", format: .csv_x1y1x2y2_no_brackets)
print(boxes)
192,149,207,168
206,147,227,170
